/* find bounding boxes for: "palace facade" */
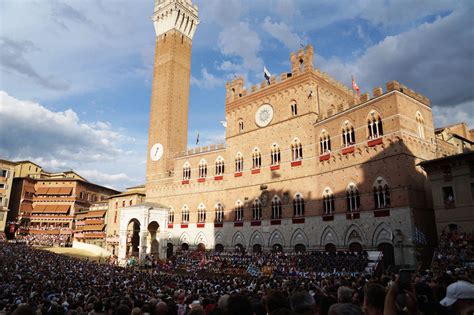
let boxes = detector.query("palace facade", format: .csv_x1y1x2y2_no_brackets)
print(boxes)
118,0,470,266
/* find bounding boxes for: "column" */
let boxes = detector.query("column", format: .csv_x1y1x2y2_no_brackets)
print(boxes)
139,230,148,260
118,230,127,261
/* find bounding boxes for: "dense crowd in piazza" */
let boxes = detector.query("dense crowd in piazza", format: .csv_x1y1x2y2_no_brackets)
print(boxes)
0,229,473,315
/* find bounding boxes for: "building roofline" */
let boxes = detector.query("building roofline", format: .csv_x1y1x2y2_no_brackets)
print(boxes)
0,159,18,166
34,178,120,194
418,151,474,167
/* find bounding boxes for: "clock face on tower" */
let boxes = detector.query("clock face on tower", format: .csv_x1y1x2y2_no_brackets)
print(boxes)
150,143,164,161
255,104,274,127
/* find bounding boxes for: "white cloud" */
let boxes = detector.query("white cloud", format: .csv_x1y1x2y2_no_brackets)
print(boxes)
432,102,474,129
76,169,135,190
218,22,263,72
190,68,225,90
0,91,144,190
262,17,302,50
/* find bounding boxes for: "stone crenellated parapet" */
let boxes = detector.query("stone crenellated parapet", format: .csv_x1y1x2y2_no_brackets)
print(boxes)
175,143,226,158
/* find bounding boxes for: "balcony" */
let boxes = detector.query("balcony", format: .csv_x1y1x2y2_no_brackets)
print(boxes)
197,178,206,183
181,179,190,185
291,160,302,167
346,212,360,220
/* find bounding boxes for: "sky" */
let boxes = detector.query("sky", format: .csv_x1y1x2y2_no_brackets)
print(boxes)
0,0,473,190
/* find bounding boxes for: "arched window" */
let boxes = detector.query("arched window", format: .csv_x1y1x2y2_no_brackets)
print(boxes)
342,121,355,147
215,203,224,223
291,138,303,161
367,111,383,139
182,205,190,223
373,177,390,209
293,193,305,217
271,196,282,219
319,130,331,154
346,183,360,212
235,152,244,173
238,119,244,132
197,203,206,223
168,207,175,223
323,187,335,215
198,159,207,178
182,162,191,180
290,100,298,116
235,200,243,222
271,143,281,165
416,112,425,139
252,199,262,220
215,156,225,175
252,148,262,169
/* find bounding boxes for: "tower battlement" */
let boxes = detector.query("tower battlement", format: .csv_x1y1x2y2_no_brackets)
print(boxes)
152,0,199,39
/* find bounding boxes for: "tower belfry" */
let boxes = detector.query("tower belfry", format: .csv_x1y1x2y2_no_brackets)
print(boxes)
146,0,199,190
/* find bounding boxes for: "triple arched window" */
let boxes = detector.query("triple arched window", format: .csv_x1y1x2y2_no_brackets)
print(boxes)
168,207,175,223
346,183,360,212
235,153,244,173
320,130,331,154
215,203,224,223
198,159,207,178
182,205,190,223
291,138,303,161
215,156,225,175
271,196,282,219
323,188,335,215
252,199,262,220
367,111,384,139
293,193,305,217
235,200,244,222
182,162,191,180
342,121,356,147
373,177,391,209
197,203,206,223
252,148,262,169
271,143,281,165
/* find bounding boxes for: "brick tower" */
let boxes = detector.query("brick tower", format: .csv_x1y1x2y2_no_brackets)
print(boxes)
146,0,199,190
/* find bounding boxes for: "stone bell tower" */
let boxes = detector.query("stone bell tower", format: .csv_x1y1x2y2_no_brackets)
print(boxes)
146,0,199,190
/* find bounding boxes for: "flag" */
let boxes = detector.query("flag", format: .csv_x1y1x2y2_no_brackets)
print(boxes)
196,132,199,145
414,227,427,245
352,75,360,97
219,120,227,128
264,67,271,83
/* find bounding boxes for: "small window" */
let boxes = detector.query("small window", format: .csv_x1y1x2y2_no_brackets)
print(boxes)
215,157,225,176
323,188,335,215
320,130,331,155
346,183,360,212
197,204,206,223
373,178,391,209
442,186,455,207
271,144,281,165
235,153,244,173
129,200,133,206
113,211,118,224
293,193,305,217
215,203,224,223
252,148,262,169
122,200,126,207
291,138,303,161
367,111,384,139
0,169,8,177
182,162,191,180
271,196,282,219
169,208,175,223
342,121,355,147
235,201,243,222
290,101,298,116
252,199,262,220
0,183,5,189
416,112,425,139
182,205,190,223
238,119,244,132
198,159,207,178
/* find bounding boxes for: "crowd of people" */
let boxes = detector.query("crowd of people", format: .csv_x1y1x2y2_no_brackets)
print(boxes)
0,241,473,315
432,230,473,275
168,250,369,277
13,233,70,247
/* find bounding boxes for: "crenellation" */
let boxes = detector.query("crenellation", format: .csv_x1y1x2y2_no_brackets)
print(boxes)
373,87,383,97
360,93,370,103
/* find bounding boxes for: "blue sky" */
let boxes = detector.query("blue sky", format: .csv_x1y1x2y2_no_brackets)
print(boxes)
0,0,473,190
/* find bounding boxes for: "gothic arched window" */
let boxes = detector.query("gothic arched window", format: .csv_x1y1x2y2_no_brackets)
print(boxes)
319,130,331,154
293,193,305,217
252,199,262,220
271,196,282,219
215,156,225,175
197,203,206,223
215,203,224,223
198,159,207,178
252,148,262,169
373,177,391,209
182,162,191,180
367,111,384,139
342,121,355,147
323,187,335,215
291,138,303,161
346,183,360,212
235,200,243,222
271,143,281,165
235,152,244,173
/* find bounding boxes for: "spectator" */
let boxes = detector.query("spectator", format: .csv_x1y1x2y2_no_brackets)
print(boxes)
363,283,385,315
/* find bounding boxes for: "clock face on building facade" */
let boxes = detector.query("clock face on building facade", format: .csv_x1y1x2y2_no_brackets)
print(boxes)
255,104,274,127
150,143,164,161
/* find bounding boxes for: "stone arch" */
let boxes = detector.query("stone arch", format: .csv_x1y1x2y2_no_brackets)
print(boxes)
344,224,367,246
214,232,224,245
249,230,264,247
179,232,190,245
232,231,246,247
320,226,339,246
268,229,286,247
194,231,208,246
290,228,309,247
372,223,394,246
